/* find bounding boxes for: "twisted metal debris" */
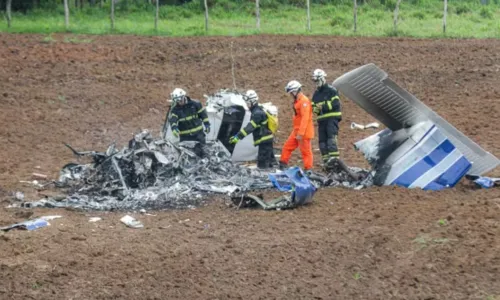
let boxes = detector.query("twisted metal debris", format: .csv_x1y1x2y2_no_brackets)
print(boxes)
22,130,372,211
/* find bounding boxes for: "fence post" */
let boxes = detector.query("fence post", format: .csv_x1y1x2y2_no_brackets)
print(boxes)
155,0,159,31
353,0,357,32
443,0,447,34
111,0,115,31
306,0,311,31
6,0,12,28
204,0,209,32
64,0,70,31
256,0,260,30
393,0,402,32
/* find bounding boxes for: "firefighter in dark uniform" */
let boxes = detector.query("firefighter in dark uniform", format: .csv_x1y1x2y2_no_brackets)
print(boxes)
229,90,277,169
168,88,210,156
311,69,342,168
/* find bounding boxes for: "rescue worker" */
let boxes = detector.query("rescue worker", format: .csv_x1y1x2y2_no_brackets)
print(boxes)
311,69,342,168
278,80,314,171
167,88,210,156
229,90,277,169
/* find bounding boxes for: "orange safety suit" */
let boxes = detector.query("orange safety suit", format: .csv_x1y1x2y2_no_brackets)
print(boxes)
280,92,314,170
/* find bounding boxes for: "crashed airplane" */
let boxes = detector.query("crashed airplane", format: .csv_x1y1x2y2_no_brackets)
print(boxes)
333,63,499,191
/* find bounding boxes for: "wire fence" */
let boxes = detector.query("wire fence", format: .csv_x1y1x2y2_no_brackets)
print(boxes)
2,0,495,35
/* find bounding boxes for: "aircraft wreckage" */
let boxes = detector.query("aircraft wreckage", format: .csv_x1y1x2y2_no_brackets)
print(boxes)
333,63,499,190
22,90,370,211
21,65,499,211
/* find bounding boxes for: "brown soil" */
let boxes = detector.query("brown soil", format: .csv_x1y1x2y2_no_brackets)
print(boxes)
0,33,499,300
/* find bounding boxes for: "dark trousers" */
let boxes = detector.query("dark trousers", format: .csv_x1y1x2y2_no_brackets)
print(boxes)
318,118,339,162
257,142,277,169
180,131,206,157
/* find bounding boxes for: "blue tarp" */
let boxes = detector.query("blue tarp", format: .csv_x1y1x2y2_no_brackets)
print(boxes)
268,167,317,206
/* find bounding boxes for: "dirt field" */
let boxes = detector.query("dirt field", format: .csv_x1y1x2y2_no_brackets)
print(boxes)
1,33,499,300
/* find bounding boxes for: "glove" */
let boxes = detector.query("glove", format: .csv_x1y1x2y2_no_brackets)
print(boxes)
314,103,323,114
204,125,210,134
313,106,320,114
172,128,180,138
229,136,240,144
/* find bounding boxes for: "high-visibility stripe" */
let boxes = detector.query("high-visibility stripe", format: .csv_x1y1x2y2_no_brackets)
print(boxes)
203,118,209,122
251,120,258,128
179,125,203,135
254,135,273,145
331,96,340,101
241,129,248,137
178,115,198,122
198,107,206,114
172,123,178,127
317,112,342,120
329,152,340,157
171,113,178,118
327,101,332,111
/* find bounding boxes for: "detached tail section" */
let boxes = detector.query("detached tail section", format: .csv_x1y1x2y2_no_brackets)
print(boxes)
334,63,499,190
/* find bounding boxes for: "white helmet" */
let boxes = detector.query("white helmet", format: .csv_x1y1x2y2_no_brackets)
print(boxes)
243,89,259,106
171,88,186,103
285,80,302,94
312,69,327,87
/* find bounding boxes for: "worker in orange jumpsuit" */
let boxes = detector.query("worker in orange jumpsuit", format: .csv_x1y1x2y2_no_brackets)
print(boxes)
278,80,314,171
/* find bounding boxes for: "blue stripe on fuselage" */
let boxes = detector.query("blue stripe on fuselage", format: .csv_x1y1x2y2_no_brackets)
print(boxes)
391,139,456,188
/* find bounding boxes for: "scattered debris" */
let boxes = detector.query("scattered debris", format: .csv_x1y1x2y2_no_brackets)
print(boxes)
232,167,317,210
39,215,62,221
120,215,143,228
466,175,500,189
14,191,24,201
0,218,50,231
350,122,380,130
32,173,48,180
89,217,102,222
19,180,44,188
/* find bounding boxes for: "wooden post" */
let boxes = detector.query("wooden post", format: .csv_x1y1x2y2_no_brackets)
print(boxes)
6,0,12,28
64,0,70,31
111,0,115,31
353,0,357,32
306,0,311,31
204,0,209,32
155,0,159,31
393,0,402,32
443,0,447,34
255,0,260,30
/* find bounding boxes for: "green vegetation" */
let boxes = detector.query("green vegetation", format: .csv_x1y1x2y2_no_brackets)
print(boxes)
1,0,500,38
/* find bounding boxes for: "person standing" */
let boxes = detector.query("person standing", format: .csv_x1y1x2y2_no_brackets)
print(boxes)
167,88,210,156
311,69,342,169
278,80,314,171
229,90,277,169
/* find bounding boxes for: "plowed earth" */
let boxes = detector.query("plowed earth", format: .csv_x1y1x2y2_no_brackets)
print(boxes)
0,33,499,300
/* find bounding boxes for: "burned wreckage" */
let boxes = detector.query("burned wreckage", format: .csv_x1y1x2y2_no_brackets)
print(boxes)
25,89,369,211
24,65,499,211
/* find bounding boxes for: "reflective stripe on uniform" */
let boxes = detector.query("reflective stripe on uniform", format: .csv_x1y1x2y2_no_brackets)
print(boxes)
178,115,197,122
329,151,340,157
317,111,342,120
198,107,206,114
171,113,178,118
179,125,203,135
254,134,273,145
203,118,209,123
241,129,248,137
251,120,258,128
